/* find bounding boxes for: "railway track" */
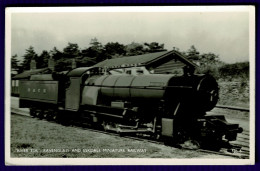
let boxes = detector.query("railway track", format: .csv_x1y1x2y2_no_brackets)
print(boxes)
215,105,249,112
10,108,250,159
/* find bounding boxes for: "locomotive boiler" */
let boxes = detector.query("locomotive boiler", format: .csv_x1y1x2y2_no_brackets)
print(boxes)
19,66,242,150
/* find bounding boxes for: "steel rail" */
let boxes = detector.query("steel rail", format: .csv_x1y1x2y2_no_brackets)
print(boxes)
215,105,249,112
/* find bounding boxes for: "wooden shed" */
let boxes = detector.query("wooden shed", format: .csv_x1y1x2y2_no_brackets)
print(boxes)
93,50,197,75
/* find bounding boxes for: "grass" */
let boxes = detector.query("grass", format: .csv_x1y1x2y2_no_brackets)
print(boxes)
10,114,232,158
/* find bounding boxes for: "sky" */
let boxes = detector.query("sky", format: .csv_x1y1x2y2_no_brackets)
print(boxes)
10,7,252,64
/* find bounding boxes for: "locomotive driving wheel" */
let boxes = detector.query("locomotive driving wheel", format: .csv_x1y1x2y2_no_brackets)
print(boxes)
51,111,58,121
48,109,58,121
102,121,108,131
29,108,36,117
42,110,49,119
35,109,43,119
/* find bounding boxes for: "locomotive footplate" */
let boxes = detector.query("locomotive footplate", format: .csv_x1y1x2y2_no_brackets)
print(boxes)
83,104,139,121
100,120,155,136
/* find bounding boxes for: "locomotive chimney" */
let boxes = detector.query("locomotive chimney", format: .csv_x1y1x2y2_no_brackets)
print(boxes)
72,59,77,69
30,59,36,70
48,56,55,71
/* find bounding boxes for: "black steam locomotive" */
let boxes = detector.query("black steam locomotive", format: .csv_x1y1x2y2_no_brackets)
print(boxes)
19,66,242,150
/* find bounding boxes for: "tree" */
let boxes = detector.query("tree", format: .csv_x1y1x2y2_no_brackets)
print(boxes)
78,47,99,67
90,38,103,50
186,45,200,61
82,38,104,62
63,43,80,59
125,42,145,56
50,47,63,61
52,43,81,71
55,58,74,71
199,53,220,66
49,47,66,71
11,54,19,71
144,42,166,52
185,46,222,78
103,42,126,58
37,50,50,68
21,46,38,71
219,62,249,80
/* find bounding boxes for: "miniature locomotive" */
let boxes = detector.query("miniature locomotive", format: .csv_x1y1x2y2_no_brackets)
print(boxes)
19,66,242,150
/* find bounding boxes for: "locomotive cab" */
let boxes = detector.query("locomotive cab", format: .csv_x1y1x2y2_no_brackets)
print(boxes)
65,67,102,111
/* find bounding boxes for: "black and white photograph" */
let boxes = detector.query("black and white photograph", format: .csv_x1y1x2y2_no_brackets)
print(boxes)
5,6,255,165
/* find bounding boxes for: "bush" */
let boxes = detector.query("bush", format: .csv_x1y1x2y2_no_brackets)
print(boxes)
196,64,221,79
219,62,249,81
196,62,249,81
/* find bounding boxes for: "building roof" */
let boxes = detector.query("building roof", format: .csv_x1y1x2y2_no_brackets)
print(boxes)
12,68,50,79
67,67,94,77
93,50,196,69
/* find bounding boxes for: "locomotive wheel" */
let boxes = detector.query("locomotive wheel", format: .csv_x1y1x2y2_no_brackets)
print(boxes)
35,109,43,119
29,108,36,117
51,111,58,122
201,139,221,151
60,111,73,126
45,111,52,121
102,121,109,132
163,137,177,147
42,110,49,119
151,134,161,140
